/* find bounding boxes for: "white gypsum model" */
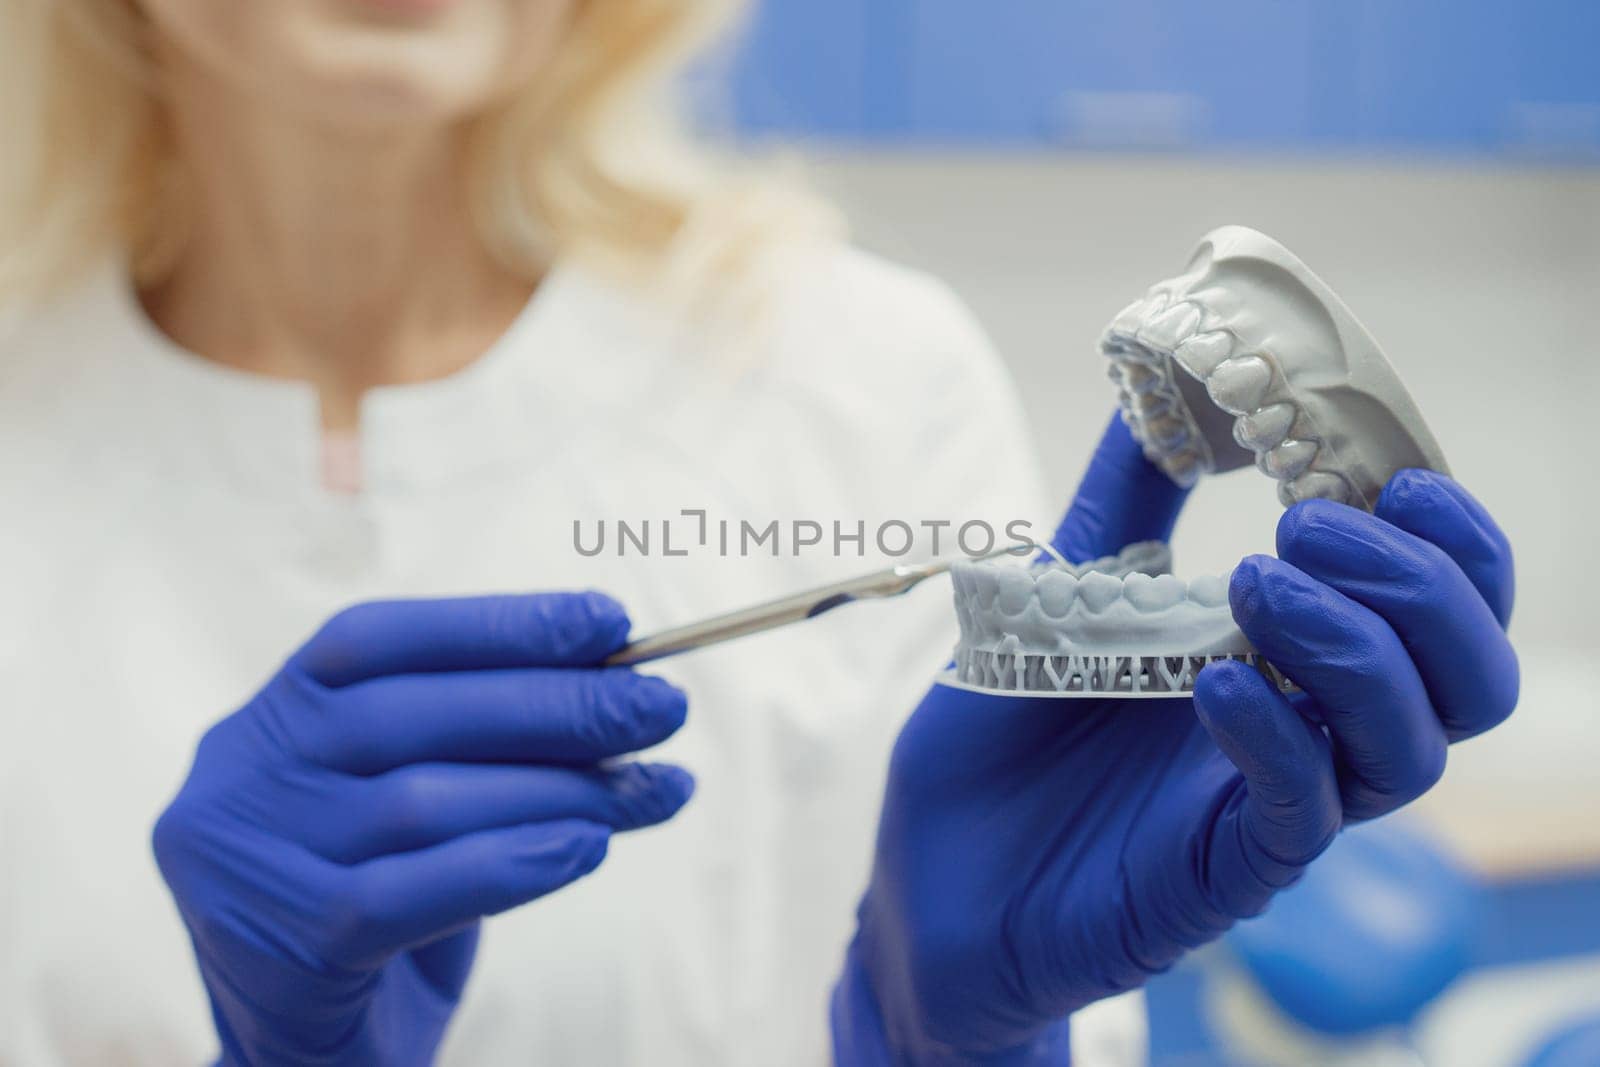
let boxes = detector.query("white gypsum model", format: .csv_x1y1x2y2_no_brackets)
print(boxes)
1103,224,1449,506
944,225,1447,697
945,545,1292,699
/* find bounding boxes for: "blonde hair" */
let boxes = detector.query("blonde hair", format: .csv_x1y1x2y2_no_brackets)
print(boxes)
0,0,837,307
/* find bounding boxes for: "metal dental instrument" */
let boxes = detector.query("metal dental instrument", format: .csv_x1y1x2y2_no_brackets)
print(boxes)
604,544,1031,667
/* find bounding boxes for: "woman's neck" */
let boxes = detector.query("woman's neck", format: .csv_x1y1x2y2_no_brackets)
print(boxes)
140,42,537,431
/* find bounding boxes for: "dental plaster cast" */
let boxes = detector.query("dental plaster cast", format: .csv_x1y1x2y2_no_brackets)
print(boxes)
946,545,1292,698
945,226,1446,698
1103,224,1449,508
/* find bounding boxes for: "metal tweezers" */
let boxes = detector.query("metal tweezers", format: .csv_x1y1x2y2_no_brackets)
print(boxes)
605,544,1029,666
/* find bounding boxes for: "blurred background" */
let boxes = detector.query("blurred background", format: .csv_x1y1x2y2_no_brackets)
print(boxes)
706,3,1599,1065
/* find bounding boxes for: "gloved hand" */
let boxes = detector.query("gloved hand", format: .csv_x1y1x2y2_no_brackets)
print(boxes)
834,417,1518,1064
153,593,693,1066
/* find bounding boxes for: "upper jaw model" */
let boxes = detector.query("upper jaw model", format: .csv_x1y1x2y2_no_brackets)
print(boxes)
1103,225,1449,508
944,226,1449,698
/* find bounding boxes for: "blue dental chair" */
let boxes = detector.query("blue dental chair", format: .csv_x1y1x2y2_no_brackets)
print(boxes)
1211,821,1483,1065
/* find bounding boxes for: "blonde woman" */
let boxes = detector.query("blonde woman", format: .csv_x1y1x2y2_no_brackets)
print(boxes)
0,1,1519,1064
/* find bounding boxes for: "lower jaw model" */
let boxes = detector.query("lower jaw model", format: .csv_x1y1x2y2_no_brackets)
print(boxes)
947,542,1295,699
946,226,1447,698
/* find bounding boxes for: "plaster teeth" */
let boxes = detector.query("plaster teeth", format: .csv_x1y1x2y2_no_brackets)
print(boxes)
1286,470,1351,504
1151,573,1189,607
1124,573,1187,612
1258,439,1318,480
1131,391,1175,418
1108,300,1146,338
1095,226,1451,516
1119,343,1165,367
1078,571,1125,613
971,566,998,608
1137,302,1202,351
1036,570,1079,617
1121,361,1162,395
1205,355,1274,415
1163,450,1204,488
996,568,1033,614
951,567,971,597
1187,574,1230,608
1173,331,1235,379
1070,540,1173,579
1234,402,1297,451
1145,415,1192,451
1110,293,1167,338
947,547,1290,700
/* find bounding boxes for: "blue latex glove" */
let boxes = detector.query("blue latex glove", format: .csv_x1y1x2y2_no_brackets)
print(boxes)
834,417,1518,1064
153,593,693,1066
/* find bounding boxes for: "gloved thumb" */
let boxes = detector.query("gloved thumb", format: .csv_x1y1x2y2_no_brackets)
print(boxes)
1049,415,1189,564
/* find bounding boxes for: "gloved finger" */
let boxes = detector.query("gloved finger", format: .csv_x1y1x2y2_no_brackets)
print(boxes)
291,592,631,687
272,668,687,774
1375,469,1516,628
1049,413,1190,564
1230,556,1448,821
301,762,695,864
330,819,612,967
408,926,479,1004
1193,660,1342,916
1278,500,1519,741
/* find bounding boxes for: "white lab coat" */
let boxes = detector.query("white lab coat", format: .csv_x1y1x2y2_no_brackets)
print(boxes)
0,242,1145,1064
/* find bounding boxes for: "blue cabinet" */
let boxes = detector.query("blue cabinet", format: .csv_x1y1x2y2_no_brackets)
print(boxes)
721,0,871,136
722,0,1600,159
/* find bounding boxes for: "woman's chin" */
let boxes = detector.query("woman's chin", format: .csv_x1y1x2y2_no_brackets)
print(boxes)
274,5,532,126
144,0,572,130
333,0,467,21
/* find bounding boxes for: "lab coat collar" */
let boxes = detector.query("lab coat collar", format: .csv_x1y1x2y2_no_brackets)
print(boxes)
93,259,626,497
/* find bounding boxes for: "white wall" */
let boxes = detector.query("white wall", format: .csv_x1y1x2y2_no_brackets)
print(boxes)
811,152,1600,871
